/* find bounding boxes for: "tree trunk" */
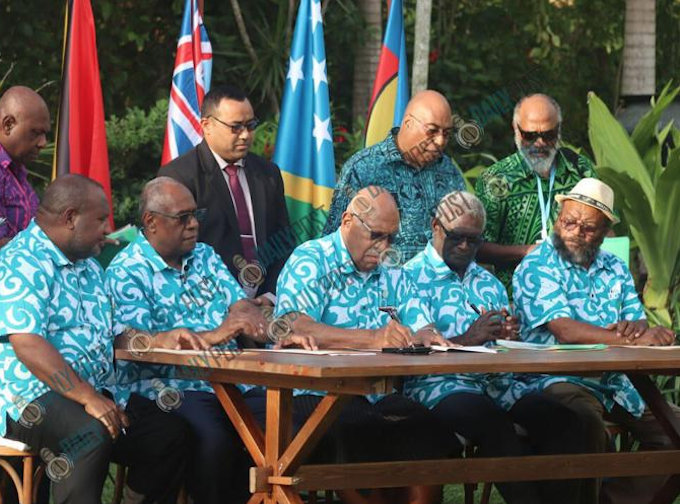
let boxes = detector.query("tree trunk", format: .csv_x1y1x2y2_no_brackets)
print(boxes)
352,0,382,126
412,0,433,95
621,0,656,96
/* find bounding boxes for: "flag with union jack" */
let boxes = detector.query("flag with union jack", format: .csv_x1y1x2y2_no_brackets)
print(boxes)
161,0,213,166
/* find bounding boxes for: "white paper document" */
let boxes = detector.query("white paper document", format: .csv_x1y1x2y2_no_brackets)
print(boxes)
430,345,498,354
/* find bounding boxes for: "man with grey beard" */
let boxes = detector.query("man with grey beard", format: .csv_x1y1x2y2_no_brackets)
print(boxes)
513,178,677,504
475,93,595,295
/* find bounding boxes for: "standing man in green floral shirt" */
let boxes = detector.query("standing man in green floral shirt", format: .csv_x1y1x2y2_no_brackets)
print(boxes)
475,94,595,293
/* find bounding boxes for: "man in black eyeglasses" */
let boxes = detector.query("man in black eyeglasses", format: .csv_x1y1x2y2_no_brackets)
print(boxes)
475,93,596,297
159,84,290,304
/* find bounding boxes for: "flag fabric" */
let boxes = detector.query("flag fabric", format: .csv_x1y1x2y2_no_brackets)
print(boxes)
53,0,113,222
161,0,213,166
364,0,410,147
272,0,335,239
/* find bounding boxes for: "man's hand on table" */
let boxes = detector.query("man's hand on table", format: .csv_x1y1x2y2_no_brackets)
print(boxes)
81,389,129,440
204,312,261,346
372,320,415,348
606,320,648,342
273,334,319,351
631,326,676,346
414,326,452,347
155,328,209,350
498,308,520,341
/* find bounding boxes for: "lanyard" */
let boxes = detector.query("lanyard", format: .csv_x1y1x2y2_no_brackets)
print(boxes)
535,168,555,240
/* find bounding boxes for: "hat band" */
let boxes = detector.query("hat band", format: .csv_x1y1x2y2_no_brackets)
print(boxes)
567,193,614,215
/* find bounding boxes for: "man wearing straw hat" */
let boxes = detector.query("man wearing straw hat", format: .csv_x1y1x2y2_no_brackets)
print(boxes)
513,177,677,504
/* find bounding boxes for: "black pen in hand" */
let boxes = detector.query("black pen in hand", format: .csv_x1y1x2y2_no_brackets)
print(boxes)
379,306,415,348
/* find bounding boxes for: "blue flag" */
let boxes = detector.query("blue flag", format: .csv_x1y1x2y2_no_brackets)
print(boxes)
272,0,335,239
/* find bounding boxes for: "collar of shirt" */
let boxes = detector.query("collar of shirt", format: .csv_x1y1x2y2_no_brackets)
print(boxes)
330,228,382,279
135,231,195,275
27,219,73,268
209,147,245,170
422,241,482,283
382,128,406,164
0,143,26,179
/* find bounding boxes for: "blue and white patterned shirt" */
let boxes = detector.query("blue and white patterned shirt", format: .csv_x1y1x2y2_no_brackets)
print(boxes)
513,237,646,417
0,220,116,436
275,229,431,399
105,233,249,404
403,243,533,410
323,129,466,261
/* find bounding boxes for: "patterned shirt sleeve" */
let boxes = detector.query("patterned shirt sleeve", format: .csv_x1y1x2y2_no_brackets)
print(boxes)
322,158,364,235
619,264,646,322
476,169,502,243
210,251,247,304
0,256,49,338
274,248,326,322
513,257,573,332
105,263,153,336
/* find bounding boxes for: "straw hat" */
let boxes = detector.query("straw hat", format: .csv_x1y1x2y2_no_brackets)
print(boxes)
554,178,620,224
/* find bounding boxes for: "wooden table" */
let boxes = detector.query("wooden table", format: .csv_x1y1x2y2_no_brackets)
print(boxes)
116,347,680,504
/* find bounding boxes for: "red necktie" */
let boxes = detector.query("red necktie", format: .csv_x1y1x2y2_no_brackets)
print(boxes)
224,164,256,262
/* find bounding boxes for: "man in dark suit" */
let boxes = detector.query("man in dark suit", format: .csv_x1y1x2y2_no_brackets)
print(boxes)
159,85,290,301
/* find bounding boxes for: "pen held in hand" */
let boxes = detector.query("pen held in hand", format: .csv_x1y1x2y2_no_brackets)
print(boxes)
378,306,415,348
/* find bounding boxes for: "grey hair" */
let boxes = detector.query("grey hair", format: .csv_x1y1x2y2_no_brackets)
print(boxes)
512,93,563,127
139,177,186,219
435,191,486,230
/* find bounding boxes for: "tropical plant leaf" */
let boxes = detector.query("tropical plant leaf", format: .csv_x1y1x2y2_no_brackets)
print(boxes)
587,92,655,206
657,145,680,296
631,81,680,156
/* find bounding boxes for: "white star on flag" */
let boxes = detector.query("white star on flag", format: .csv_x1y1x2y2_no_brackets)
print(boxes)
286,56,304,92
312,114,332,151
310,0,323,33
312,58,327,92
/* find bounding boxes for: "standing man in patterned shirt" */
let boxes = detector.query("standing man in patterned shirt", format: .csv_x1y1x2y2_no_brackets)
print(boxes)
106,177,314,504
276,186,453,504
476,94,595,294
513,178,678,504
0,86,48,245
404,191,584,504
323,91,465,262
0,175,195,504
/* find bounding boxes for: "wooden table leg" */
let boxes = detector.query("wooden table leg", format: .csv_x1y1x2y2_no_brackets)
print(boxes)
627,373,680,504
265,388,301,504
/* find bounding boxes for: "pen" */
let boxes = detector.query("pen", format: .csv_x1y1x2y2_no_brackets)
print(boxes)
121,427,127,435
469,302,481,316
379,306,415,348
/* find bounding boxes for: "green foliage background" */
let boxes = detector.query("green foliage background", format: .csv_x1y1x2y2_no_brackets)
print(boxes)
1,0,679,226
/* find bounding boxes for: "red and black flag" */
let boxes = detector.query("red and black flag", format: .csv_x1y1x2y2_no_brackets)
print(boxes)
53,0,113,224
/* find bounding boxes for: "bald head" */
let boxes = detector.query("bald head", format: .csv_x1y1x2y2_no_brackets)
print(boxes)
397,90,452,168
513,93,562,129
140,177,193,218
348,186,399,223
0,86,51,164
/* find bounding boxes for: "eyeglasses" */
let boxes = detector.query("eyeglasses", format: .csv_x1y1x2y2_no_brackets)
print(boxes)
409,114,453,140
517,126,559,144
351,213,397,244
558,217,602,235
150,208,207,226
437,220,484,247
209,115,260,134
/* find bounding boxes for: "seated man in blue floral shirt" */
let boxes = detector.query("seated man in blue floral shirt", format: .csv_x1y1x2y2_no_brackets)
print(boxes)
404,190,584,504
323,91,466,261
275,186,454,504
513,178,677,504
0,175,194,504
106,177,313,504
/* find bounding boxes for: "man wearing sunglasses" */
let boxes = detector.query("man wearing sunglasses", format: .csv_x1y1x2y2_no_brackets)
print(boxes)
323,90,465,262
106,177,314,504
513,178,677,504
476,93,596,296
159,84,290,303
403,190,585,504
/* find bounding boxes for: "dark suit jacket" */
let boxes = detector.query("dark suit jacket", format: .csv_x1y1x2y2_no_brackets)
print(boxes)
158,140,290,296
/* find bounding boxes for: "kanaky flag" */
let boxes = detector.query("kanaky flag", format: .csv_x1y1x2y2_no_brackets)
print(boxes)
53,0,113,224
364,0,409,147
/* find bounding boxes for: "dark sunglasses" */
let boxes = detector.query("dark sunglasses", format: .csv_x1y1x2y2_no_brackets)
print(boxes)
209,116,260,134
518,126,559,144
150,208,207,226
437,220,484,247
352,213,398,244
